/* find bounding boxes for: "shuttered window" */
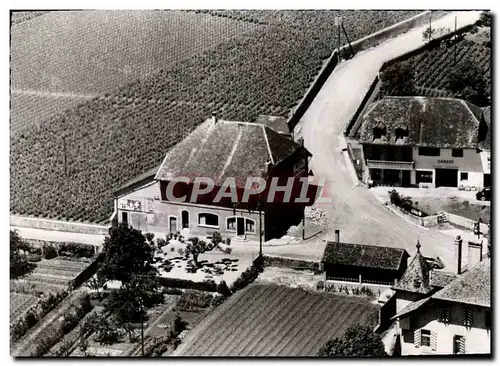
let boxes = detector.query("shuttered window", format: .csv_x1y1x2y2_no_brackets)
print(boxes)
462,307,473,328
440,305,451,324
453,335,465,354
430,331,437,351
414,329,421,348
421,329,431,347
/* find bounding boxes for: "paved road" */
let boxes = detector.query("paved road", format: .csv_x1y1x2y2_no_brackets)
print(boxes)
296,11,482,269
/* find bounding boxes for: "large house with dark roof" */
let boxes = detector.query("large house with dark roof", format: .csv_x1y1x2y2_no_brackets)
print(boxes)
391,237,490,355
358,97,490,189
113,114,314,241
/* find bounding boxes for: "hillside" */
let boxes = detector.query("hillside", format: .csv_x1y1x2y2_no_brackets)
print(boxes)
378,27,491,105
174,284,378,357
10,10,422,223
10,10,262,132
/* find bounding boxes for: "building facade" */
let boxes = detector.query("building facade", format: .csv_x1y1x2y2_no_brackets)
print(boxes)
359,97,490,189
113,116,314,241
391,238,490,355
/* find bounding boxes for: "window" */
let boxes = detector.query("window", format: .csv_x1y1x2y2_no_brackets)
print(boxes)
121,212,128,225
147,198,155,212
462,307,473,328
460,172,468,181
198,213,219,228
227,217,236,231
440,305,451,324
416,170,433,184
452,149,464,157
421,329,431,347
373,127,386,139
246,219,256,233
453,335,465,354
418,147,440,156
395,127,409,140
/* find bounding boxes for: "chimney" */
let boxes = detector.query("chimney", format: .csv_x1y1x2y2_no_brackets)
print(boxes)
265,160,273,174
468,240,483,269
212,111,218,123
455,235,463,275
335,229,340,243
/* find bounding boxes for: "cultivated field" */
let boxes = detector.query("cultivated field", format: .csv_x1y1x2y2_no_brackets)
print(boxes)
10,292,39,323
10,10,262,133
174,283,379,357
10,10,422,224
379,34,490,101
16,258,90,290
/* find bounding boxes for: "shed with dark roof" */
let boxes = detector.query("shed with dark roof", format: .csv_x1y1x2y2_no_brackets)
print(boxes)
321,241,409,285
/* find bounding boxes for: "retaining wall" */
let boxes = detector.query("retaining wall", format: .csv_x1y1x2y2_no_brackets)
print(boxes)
262,254,320,272
287,10,446,132
446,212,489,234
10,215,110,235
345,74,381,137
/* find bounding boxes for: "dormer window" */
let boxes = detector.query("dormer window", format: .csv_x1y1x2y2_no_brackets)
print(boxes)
395,127,409,140
373,127,386,140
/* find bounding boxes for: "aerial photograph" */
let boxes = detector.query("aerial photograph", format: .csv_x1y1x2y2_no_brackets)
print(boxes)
9,8,491,357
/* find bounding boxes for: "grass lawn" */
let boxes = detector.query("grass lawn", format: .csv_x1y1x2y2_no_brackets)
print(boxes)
416,197,490,223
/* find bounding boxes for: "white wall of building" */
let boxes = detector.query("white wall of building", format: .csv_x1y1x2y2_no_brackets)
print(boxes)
398,302,490,355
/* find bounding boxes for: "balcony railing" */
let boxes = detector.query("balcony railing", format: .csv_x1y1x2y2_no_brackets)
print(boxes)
366,160,414,170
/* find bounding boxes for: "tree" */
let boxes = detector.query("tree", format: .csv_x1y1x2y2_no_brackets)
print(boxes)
98,223,156,283
445,58,490,107
104,272,163,342
87,274,107,300
185,237,209,266
318,325,387,357
10,230,36,279
477,11,491,27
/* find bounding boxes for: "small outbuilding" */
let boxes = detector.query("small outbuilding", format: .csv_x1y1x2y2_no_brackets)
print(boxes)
321,237,409,286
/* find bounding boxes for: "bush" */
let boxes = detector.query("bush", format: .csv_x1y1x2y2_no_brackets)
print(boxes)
44,246,58,260
230,265,260,292
175,290,213,311
58,242,95,258
27,254,41,262
61,310,80,335
158,277,217,292
163,287,183,295
211,294,226,307
216,280,232,297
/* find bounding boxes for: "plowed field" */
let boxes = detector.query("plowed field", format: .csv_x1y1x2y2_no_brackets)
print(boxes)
174,284,378,357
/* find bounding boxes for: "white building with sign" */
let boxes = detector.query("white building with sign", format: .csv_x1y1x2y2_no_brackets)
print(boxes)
358,97,490,189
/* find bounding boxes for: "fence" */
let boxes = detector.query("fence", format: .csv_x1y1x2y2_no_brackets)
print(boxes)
262,255,320,272
446,212,489,234
10,215,110,235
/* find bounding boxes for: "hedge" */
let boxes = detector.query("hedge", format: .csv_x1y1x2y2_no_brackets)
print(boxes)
158,277,217,292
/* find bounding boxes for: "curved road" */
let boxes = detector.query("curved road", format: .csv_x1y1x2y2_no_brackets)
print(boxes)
298,11,482,269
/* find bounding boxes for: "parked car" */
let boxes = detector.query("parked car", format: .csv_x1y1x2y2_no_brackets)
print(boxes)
476,187,491,201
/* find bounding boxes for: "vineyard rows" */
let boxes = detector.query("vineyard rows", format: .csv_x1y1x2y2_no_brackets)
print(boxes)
176,284,378,357
10,293,40,323
380,38,490,98
10,10,421,223
10,10,262,132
